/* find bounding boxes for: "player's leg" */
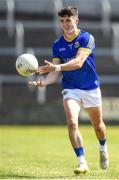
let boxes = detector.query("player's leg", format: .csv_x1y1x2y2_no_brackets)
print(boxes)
63,98,89,174
63,98,82,147
86,106,109,169
86,106,106,139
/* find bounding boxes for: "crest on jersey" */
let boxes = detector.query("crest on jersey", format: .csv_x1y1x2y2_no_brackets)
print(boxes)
74,42,80,48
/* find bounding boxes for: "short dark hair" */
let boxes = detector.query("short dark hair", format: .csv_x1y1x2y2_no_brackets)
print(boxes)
58,6,79,18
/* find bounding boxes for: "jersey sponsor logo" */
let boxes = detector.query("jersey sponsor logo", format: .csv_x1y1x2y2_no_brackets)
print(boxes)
59,47,66,52
63,56,76,62
68,43,73,49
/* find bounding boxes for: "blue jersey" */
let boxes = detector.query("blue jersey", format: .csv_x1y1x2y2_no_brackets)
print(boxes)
52,29,100,90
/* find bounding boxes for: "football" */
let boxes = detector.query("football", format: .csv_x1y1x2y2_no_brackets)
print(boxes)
15,53,38,77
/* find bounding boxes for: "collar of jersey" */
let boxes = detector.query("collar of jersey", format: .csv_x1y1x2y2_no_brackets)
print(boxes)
63,29,80,42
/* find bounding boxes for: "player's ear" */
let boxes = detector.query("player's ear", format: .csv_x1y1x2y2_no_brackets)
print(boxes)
76,18,79,24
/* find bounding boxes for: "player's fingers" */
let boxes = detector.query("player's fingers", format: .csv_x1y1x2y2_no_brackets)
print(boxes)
39,69,47,74
44,60,52,66
34,69,38,73
36,80,44,87
35,69,40,74
28,81,37,87
35,68,42,74
35,69,44,74
35,66,46,74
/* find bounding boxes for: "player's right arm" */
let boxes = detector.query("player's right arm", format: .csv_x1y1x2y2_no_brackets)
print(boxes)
28,39,61,88
28,59,61,87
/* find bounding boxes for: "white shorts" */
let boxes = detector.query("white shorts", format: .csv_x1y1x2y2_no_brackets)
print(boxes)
62,88,102,108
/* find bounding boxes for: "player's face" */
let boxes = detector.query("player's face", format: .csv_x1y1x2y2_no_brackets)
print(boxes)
59,16,79,34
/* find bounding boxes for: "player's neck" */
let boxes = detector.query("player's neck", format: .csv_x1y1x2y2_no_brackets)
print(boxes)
64,28,79,41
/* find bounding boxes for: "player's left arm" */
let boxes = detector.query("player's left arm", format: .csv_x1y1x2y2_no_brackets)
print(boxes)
37,49,91,74
59,48,91,71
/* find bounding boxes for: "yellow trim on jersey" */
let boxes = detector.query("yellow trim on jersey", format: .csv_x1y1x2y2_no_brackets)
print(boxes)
79,48,92,54
53,58,60,61
64,29,80,42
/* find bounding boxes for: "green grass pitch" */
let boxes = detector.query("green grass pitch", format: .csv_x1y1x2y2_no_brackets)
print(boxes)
0,125,119,179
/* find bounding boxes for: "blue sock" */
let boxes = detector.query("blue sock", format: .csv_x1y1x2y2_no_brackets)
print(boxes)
74,147,84,157
99,139,106,146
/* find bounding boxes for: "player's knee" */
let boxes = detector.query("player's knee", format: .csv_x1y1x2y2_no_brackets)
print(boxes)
68,120,78,131
93,122,104,132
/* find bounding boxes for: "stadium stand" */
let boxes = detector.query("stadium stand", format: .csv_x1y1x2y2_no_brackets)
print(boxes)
0,0,119,123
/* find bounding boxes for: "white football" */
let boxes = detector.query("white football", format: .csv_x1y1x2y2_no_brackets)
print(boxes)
16,53,38,77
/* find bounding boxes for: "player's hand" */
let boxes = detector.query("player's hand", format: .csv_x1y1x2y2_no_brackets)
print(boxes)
28,80,44,87
36,60,55,74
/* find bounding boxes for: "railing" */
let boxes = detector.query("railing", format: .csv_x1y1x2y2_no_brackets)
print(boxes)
53,0,63,36
6,0,15,37
112,23,119,65
0,74,119,104
0,74,46,104
15,22,24,56
101,0,111,37
1,74,119,84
